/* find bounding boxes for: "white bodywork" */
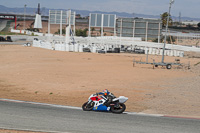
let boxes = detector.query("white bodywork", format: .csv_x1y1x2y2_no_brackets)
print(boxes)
113,96,128,103
88,94,106,108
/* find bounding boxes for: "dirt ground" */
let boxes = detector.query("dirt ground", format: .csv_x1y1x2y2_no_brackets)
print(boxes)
0,45,200,118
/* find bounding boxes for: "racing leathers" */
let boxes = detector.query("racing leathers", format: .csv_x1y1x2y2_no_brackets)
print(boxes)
96,91,116,106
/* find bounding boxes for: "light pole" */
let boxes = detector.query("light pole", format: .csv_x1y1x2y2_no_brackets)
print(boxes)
161,0,174,63
24,4,27,31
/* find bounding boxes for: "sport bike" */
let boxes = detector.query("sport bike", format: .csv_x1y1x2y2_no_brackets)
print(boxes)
82,93,128,114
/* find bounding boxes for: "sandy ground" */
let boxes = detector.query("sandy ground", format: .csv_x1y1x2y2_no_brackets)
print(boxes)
0,45,200,118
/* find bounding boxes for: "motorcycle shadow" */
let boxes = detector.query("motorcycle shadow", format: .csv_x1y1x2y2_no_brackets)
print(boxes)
88,110,128,115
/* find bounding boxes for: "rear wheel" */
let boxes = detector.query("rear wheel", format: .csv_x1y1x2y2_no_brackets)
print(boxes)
82,101,94,111
166,64,172,69
110,103,126,114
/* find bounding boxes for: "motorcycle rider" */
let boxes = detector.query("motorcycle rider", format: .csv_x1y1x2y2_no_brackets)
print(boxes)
96,89,116,106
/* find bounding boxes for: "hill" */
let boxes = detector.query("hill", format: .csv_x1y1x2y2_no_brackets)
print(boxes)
0,5,200,21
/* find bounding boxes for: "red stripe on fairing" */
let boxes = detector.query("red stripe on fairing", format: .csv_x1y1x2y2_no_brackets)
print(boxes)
90,96,102,101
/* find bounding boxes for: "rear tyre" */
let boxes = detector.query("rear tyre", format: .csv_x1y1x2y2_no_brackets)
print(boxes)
110,103,126,114
166,64,172,69
82,102,94,111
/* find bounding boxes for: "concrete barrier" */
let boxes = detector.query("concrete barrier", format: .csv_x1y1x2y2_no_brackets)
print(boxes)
66,44,69,51
156,48,159,55
79,44,83,52
31,37,191,57
92,46,97,53
180,51,184,57
145,47,149,54
74,44,79,52
55,44,61,51
149,47,153,54
69,45,74,52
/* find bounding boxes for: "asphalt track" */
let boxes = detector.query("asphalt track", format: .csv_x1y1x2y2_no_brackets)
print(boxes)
0,99,200,133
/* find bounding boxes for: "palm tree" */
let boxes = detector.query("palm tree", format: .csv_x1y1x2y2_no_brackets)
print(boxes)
161,12,173,27
91,27,95,35
197,22,200,28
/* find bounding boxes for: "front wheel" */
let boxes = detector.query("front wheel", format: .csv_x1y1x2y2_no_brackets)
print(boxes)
110,103,126,114
82,101,94,111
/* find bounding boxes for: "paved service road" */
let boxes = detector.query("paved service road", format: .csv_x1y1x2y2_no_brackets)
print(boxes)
0,100,200,133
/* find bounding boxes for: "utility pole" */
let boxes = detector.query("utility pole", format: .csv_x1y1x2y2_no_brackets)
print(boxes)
161,0,175,63
24,4,27,31
179,12,181,25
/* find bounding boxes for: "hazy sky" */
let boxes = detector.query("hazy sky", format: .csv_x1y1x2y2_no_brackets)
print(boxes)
0,0,199,18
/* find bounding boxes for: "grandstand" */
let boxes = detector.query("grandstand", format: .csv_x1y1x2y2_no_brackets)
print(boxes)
0,20,8,31
0,14,16,32
0,13,48,32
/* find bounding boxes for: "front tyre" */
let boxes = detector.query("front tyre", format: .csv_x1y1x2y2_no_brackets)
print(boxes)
82,102,94,111
110,103,126,114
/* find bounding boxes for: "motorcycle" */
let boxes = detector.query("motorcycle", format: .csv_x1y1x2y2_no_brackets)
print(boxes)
82,93,128,114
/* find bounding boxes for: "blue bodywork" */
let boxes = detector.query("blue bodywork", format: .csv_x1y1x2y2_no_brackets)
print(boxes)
93,105,110,111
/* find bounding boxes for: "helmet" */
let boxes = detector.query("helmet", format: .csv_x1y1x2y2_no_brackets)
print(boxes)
103,89,109,95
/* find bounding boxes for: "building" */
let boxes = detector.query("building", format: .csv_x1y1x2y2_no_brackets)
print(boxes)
0,13,48,32
116,18,162,41
181,20,199,26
